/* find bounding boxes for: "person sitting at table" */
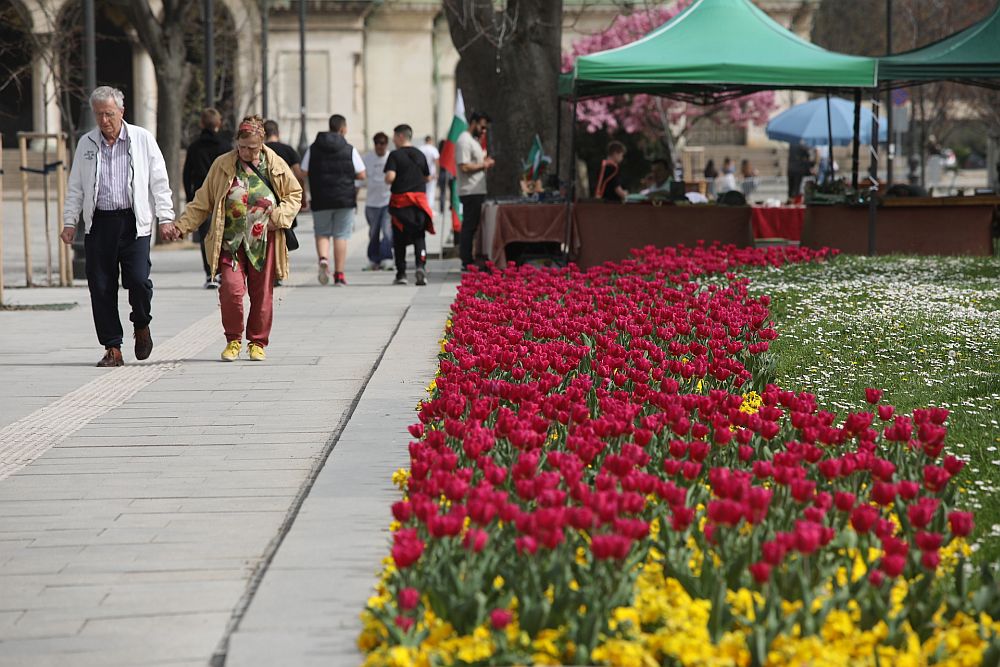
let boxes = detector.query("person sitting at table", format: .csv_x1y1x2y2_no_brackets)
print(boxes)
640,159,672,198
740,159,759,198
595,141,627,203
717,157,737,194
704,159,718,197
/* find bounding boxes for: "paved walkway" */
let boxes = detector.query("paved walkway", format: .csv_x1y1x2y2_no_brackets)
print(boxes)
0,213,456,666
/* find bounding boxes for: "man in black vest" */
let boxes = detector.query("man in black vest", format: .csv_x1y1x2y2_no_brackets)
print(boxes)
302,114,366,286
182,108,231,288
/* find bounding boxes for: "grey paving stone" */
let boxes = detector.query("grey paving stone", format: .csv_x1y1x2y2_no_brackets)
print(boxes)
0,217,458,664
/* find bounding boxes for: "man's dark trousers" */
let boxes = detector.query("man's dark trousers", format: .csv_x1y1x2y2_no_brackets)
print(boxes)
84,209,153,349
459,194,485,268
393,228,426,278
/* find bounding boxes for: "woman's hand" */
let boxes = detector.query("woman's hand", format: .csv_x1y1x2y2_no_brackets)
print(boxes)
267,207,282,230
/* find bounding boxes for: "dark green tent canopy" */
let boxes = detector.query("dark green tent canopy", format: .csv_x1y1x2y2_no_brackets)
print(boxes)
559,0,879,102
879,6,1000,88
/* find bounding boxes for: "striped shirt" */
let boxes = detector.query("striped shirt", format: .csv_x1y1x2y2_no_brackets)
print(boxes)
96,124,131,211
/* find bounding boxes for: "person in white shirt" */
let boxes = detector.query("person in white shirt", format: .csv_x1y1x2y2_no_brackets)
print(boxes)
361,132,394,270
456,112,494,270
60,86,175,368
418,135,440,212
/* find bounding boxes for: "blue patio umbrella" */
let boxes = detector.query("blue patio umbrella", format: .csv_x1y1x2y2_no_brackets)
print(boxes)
766,96,888,147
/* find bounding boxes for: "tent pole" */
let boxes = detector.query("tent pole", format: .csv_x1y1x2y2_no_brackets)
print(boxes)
555,99,563,188
825,92,835,183
867,90,880,256
563,98,578,262
851,88,862,192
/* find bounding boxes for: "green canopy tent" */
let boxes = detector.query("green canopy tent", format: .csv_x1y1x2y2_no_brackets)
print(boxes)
558,0,878,103
555,0,884,252
879,5,1000,89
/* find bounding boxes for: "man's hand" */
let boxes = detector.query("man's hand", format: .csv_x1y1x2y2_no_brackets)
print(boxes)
159,222,180,241
484,157,496,171
60,227,76,245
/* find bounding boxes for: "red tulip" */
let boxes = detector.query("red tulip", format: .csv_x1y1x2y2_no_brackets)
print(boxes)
907,498,939,529
761,540,786,566
834,491,856,512
749,561,772,584
923,465,951,493
397,587,420,611
948,511,974,537
915,531,943,552
864,388,883,404
880,554,906,577
871,482,897,506
921,550,941,571
490,608,513,630
850,505,880,533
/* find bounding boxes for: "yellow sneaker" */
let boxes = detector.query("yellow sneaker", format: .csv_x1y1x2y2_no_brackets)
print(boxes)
221,340,242,361
248,343,266,361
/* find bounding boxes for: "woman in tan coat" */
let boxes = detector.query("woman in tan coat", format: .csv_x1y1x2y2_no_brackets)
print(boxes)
172,115,302,361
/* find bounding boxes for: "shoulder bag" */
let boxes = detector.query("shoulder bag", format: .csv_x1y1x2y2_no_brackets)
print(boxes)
241,158,300,251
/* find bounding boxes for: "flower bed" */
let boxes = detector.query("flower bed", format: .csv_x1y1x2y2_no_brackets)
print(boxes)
359,245,1000,666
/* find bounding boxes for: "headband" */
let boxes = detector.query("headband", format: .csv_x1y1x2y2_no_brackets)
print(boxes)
238,119,266,138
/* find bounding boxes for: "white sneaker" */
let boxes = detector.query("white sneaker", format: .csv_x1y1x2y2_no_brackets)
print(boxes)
318,260,330,285
415,268,427,286
393,275,408,285
203,277,218,289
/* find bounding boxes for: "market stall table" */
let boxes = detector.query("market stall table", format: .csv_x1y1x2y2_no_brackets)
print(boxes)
751,206,805,242
801,196,1000,255
572,202,754,269
478,202,569,267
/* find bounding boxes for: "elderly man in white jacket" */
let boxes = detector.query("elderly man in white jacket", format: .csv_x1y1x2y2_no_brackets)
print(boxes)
61,86,178,367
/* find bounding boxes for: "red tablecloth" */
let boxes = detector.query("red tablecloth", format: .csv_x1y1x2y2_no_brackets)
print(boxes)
751,206,804,241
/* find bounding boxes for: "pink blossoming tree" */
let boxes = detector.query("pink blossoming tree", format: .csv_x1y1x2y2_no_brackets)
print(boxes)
563,2,777,163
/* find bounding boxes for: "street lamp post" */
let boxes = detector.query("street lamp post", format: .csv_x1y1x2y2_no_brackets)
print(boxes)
204,0,215,108
82,0,96,130
886,0,894,185
261,0,269,119
297,0,308,156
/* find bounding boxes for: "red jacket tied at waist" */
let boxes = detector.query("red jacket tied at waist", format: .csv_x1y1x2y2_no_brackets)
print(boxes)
389,192,436,235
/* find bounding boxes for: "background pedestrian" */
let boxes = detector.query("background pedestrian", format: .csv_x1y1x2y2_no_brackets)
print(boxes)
456,111,494,271
302,114,366,286
385,124,434,286
362,132,394,270
183,108,231,289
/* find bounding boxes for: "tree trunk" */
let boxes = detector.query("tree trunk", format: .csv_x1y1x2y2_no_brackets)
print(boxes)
124,1,195,219
153,58,190,217
445,0,563,196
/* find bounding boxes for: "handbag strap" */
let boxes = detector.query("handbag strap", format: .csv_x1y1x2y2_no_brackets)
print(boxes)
239,156,282,205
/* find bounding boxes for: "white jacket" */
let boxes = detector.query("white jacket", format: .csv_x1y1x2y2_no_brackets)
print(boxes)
63,122,175,237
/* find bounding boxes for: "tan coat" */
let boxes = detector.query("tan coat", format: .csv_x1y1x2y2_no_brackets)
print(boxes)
176,145,303,280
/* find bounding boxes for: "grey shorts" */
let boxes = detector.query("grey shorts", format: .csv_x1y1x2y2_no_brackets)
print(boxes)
313,208,355,239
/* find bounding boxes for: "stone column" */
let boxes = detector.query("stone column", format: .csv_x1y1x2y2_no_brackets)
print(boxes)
132,45,158,136
30,34,61,150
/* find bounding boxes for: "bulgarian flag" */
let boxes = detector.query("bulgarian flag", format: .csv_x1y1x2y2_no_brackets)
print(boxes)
439,90,467,233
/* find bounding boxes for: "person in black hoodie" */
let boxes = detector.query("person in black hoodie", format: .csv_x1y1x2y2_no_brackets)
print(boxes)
302,114,366,286
182,108,232,288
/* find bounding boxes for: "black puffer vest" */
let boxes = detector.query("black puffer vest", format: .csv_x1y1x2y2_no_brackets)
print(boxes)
307,132,356,210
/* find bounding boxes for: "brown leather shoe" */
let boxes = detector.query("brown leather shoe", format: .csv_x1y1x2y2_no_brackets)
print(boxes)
134,327,153,361
97,347,124,368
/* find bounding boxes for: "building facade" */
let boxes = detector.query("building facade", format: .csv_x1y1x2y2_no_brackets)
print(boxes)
2,0,818,153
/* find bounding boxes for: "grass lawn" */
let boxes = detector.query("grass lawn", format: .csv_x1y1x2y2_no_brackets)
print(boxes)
745,254,1000,563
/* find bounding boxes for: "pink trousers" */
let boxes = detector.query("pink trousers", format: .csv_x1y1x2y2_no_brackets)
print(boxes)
218,241,275,347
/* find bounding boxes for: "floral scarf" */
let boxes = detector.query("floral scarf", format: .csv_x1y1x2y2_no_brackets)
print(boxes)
224,154,275,271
